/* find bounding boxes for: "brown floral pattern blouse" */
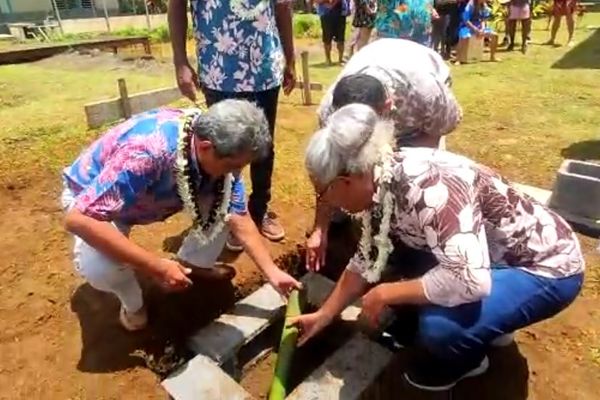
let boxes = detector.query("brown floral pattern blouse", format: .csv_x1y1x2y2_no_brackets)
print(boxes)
348,148,585,306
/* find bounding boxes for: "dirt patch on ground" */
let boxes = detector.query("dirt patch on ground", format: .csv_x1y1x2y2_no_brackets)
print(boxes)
0,167,313,399
33,50,172,75
1,165,599,399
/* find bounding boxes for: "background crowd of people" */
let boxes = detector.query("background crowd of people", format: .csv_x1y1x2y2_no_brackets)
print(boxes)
312,0,580,64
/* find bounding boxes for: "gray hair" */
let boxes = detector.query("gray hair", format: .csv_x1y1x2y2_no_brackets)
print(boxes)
192,99,271,159
305,104,394,187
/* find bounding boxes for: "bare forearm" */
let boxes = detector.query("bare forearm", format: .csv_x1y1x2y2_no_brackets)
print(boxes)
65,210,159,274
378,279,429,306
313,199,333,233
228,214,278,275
320,269,368,320
275,3,295,66
168,0,189,65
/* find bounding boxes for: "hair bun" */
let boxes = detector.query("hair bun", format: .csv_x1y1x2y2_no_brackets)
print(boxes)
325,104,378,156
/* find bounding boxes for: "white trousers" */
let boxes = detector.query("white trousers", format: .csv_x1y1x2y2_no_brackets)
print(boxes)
61,186,227,312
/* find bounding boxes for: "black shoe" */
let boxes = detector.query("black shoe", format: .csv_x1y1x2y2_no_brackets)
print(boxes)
404,355,489,391
375,306,418,351
506,43,515,51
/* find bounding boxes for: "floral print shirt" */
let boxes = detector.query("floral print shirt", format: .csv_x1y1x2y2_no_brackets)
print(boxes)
318,39,461,146
62,108,247,226
375,0,434,46
348,148,585,307
190,0,290,92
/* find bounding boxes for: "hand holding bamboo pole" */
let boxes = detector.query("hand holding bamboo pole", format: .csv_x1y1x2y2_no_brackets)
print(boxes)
268,289,302,400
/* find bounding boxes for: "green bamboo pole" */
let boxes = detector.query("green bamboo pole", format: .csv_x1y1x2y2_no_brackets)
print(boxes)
268,289,301,400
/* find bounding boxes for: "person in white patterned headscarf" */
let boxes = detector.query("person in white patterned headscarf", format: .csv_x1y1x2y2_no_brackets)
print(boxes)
317,38,462,150
309,37,462,266
294,104,584,392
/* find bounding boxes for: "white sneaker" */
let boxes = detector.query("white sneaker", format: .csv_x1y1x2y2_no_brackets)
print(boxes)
491,332,515,347
119,305,148,331
225,234,243,252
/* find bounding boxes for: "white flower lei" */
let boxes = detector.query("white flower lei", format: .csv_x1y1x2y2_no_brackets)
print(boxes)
356,146,396,283
175,112,233,246
230,0,269,20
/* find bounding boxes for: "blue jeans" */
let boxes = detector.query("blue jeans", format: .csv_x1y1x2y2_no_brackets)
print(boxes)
417,266,583,367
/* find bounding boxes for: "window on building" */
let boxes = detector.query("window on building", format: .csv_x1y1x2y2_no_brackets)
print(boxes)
54,1,94,9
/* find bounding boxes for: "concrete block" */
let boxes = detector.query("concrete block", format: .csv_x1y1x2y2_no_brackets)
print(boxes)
286,333,393,400
302,273,361,322
187,283,285,366
161,354,252,400
550,160,600,223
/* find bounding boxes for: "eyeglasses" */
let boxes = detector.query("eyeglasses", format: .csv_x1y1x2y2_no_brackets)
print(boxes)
315,174,346,203
315,183,332,203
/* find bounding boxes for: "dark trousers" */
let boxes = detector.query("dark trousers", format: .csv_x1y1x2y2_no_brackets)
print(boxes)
202,87,280,225
442,3,461,53
431,11,450,53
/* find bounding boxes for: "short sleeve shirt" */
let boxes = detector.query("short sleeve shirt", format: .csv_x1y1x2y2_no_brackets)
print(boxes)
62,108,247,226
190,0,291,92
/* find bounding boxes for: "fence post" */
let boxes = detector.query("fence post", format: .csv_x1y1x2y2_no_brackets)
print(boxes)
118,78,132,118
144,0,152,29
102,0,111,33
300,51,311,106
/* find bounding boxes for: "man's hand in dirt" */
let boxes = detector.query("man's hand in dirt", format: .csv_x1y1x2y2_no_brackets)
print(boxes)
175,62,200,102
266,267,302,298
288,311,332,346
283,62,296,96
305,228,327,272
153,258,193,292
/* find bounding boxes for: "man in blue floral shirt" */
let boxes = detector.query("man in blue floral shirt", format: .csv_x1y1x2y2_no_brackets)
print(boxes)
168,0,296,251
62,101,301,332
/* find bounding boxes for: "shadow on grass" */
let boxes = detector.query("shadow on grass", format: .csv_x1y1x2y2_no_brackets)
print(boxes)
551,28,600,69
561,140,600,161
310,61,339,69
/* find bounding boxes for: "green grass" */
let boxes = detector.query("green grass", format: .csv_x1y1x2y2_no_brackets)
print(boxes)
0,63,178,174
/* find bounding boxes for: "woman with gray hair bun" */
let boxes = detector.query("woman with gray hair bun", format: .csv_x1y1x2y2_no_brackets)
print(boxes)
308,38,459,271
293,104,584,391
61,99,301,333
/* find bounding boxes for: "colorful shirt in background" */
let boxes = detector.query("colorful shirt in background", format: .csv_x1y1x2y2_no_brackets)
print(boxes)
458,1,493,39
316,0,351,16
62,108,247,226
189,0,292,93
352,0,378,28
375,0,434,46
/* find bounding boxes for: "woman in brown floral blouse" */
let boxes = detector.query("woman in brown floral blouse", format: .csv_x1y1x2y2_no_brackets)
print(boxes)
292,104,584,391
